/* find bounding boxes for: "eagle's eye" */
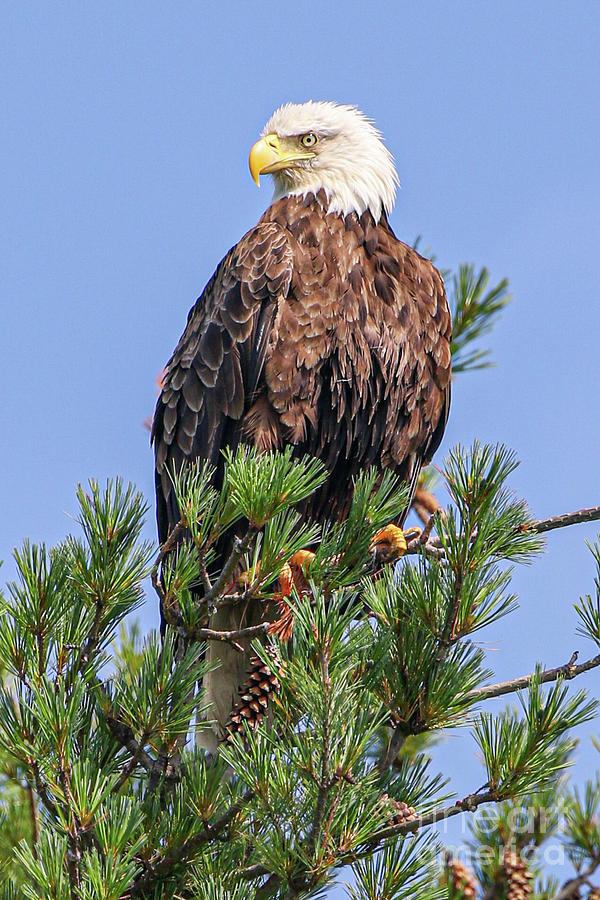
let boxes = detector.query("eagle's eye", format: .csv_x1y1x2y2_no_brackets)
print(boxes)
300,132,318,148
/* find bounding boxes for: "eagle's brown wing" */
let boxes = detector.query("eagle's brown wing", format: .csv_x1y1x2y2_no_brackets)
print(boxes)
151,222,293,544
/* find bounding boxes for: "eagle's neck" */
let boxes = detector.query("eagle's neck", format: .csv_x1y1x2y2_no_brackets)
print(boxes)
261,190,392,240
271,177,389,222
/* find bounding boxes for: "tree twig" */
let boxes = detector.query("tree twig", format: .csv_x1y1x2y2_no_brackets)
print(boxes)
93,679,156,775
110,730,152,794
404,535,445,560
466,651,600,703
379,725,405,773
238,789,498,883
528,505,600,535
336,788,498,870
187,621,269,653
129,790,255,896
151,519,187,603
405,503,600,561
24,780,39,858
420,514,437,545
309,647,332,855
30,760,60,821
551,859,600,900
203,525,258,608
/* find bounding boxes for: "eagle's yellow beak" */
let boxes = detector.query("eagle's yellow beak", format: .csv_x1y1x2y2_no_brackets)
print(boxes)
249,133,315,186
249,134,281,186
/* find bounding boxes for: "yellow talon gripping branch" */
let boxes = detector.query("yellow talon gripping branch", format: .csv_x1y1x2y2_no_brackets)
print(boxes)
369,524,408,564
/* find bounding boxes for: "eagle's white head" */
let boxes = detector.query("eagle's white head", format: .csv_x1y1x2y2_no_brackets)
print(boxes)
248,101,399,222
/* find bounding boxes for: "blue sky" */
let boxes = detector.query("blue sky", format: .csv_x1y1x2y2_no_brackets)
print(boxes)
2,0,600,888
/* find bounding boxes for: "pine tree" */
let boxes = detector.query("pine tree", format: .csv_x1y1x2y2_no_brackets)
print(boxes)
1,263,600,899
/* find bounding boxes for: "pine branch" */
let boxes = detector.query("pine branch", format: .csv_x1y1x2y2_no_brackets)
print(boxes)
551,859,600,900
151,519,187,605
236,788,499,882
30,759,60,821
57,749,81,898
128,789,255,896
68,594,107,690
439,568,464,652
363,788,497,846
450,265,511,374
238,791,498,886
466,651,600,702
404,503,600,560
24,780,39,859
379,725,405,772
94,679,156,776
528,505,600,535
203,525,258,608
187,621,269,653
309,648,332,856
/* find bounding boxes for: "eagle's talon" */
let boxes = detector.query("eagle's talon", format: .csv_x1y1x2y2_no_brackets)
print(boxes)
269,549,316,642
370,524,408,564
277,550,315,598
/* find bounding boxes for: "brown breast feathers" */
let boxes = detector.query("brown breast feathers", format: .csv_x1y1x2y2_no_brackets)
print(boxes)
152,191,451,537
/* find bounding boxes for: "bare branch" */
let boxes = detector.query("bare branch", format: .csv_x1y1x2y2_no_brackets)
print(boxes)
420,514,438,545
529,505,600,535
405,534,445,560
551,859,600,900
466,651,600,703
187,621,269,653
240,862,271,881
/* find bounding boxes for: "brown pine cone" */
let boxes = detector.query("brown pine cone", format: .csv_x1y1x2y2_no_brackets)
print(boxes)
378,793,417,826
587,888,600,900
445,857,477,899
226,655,282,738
503,848,533,900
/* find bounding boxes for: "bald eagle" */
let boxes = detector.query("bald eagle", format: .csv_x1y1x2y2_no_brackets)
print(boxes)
152,102,451,745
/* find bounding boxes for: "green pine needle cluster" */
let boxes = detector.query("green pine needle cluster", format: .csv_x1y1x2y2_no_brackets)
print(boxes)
449,265,511,374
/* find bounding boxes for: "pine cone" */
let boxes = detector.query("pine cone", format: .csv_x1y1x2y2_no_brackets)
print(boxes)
446,858,477,899
586,888,600,900
503,848,533,900
226,655,282,738
378,793,417,826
